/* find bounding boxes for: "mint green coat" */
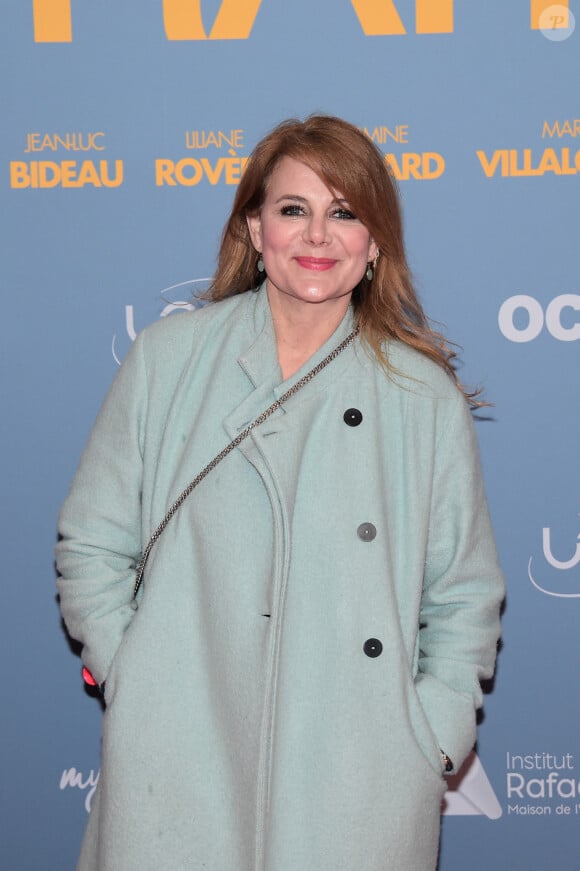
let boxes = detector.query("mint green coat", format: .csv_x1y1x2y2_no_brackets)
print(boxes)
56,286,503,871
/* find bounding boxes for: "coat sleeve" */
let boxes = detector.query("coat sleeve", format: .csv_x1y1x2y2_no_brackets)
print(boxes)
55,331,149,686
414,394,504,771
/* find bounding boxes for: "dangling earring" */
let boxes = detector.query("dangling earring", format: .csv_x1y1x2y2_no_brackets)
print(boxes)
257,253,265,273
366,251,379,281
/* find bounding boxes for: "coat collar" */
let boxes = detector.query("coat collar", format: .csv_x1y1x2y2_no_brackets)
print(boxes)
236,283,280,389
238,282,356,395
223,284,357,441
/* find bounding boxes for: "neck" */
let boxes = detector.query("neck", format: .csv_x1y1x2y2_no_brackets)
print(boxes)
266,286,352,380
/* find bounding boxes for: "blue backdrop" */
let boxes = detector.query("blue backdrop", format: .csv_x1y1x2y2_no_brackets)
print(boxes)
2,2,579,868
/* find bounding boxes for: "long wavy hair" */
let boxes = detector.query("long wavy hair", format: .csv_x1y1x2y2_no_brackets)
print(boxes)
210,115,481,406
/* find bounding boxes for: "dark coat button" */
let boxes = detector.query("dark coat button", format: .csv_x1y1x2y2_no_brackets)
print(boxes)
357,522,376,541
343,408,363,426
364,638,383,658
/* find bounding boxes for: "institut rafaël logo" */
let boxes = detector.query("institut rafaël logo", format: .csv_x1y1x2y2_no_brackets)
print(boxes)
528,518,580,598
505,751,580,817
111,278,211,364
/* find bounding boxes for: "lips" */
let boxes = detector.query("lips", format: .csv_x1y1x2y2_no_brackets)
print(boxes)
294,257,337,271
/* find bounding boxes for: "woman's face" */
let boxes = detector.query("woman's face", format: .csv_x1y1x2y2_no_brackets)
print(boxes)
246,157,377,313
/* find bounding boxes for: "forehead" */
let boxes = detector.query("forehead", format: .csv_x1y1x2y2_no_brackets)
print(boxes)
265,156,344,200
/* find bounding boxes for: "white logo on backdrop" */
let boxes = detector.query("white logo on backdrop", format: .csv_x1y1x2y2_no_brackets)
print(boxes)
60,768,99,812
528,519,580,597
498,294,580,342
443,752,503,819
111,278,212,364
539,5,576,41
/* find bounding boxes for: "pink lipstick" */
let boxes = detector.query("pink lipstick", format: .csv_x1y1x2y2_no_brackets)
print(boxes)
295,257,337,271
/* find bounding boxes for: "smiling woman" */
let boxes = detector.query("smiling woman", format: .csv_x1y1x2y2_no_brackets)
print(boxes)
56,115,504,871
245,156,378,376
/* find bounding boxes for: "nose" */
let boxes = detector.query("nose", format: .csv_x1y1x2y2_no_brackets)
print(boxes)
303,213,330,245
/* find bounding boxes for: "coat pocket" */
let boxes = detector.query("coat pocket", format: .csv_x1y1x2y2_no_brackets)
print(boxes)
405,674,447,781
101,601,141,707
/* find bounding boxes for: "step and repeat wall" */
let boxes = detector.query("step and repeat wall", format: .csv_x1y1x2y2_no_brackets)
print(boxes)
2,2,579,869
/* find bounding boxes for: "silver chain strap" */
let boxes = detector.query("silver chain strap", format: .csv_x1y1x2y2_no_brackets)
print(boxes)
133,326,359,597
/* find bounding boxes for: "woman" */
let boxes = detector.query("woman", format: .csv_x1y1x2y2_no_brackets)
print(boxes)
57,115,504,871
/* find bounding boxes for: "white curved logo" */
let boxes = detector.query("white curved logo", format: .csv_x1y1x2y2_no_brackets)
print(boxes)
60,767,99,813
499,294,580,342
528,520,580,597
111,277,212,364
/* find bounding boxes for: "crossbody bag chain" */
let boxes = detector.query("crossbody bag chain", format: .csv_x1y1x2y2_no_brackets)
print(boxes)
133,326,359,598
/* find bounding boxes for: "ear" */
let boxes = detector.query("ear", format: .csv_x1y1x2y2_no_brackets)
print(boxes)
368,238,379,262
246,213,262,252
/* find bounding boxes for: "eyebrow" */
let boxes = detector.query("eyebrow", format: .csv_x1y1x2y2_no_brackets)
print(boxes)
273,194,349,205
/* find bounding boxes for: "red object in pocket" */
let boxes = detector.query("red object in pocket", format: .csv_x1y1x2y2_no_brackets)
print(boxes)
82,666,97,687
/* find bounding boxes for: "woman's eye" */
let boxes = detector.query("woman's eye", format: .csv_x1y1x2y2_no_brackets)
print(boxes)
278,204,357,220
333,208,357,220
280,204,304,216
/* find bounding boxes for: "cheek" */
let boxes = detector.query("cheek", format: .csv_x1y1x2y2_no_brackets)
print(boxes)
349,232,374,261
261,223,292,256
337,223,372,250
